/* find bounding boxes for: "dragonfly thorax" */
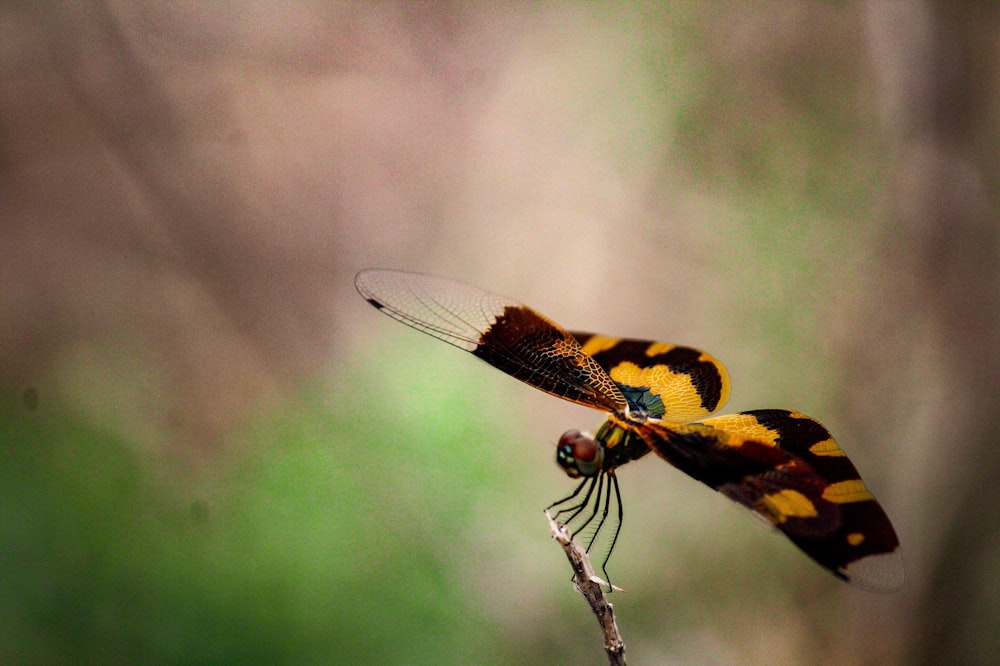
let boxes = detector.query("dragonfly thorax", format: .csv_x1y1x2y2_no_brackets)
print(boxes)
556,430,604,478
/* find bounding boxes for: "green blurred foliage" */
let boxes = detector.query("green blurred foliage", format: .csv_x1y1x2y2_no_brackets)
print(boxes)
0,366,513,665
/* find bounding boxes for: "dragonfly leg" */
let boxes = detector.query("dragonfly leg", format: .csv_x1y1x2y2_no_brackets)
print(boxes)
595,473,624,591
570,473,606,538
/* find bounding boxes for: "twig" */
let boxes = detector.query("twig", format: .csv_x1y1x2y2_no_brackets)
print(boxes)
546,510,627,666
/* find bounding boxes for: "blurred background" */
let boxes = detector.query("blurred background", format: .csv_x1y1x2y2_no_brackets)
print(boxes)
1,2,997,664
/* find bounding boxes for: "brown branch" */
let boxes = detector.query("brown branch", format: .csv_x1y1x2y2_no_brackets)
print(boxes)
546,510,627,666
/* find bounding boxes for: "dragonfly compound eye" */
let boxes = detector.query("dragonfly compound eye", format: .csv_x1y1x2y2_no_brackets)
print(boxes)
556,430,604,478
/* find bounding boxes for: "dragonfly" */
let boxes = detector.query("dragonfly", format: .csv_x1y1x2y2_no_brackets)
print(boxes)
354,269,904,592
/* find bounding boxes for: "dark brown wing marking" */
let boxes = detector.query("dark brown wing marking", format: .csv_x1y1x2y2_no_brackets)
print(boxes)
632,411,903,591
355,270,627,413
571,333,731,422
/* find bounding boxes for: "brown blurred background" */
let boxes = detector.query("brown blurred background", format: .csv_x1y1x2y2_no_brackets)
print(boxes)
1,2,997,664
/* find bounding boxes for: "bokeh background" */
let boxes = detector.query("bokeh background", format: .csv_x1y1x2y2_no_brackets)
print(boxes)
2,2,998,664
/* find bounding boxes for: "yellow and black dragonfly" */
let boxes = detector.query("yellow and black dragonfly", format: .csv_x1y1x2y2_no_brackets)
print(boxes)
355,269,904,592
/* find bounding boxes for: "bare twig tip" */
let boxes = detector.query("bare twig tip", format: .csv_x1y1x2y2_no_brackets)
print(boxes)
545,511,628,665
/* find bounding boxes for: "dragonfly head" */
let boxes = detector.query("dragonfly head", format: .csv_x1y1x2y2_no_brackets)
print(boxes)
556,430,604,478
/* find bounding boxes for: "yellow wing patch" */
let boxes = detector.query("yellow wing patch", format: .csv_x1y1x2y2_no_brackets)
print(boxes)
758,489,819,523
823,479,876,504
700,412,782,446
809,438,847,457
578,335,621,357
573,333,731,422
644,341,677,356
609,361,718,422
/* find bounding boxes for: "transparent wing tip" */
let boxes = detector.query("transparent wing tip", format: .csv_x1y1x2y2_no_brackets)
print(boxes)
842,549,906,593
